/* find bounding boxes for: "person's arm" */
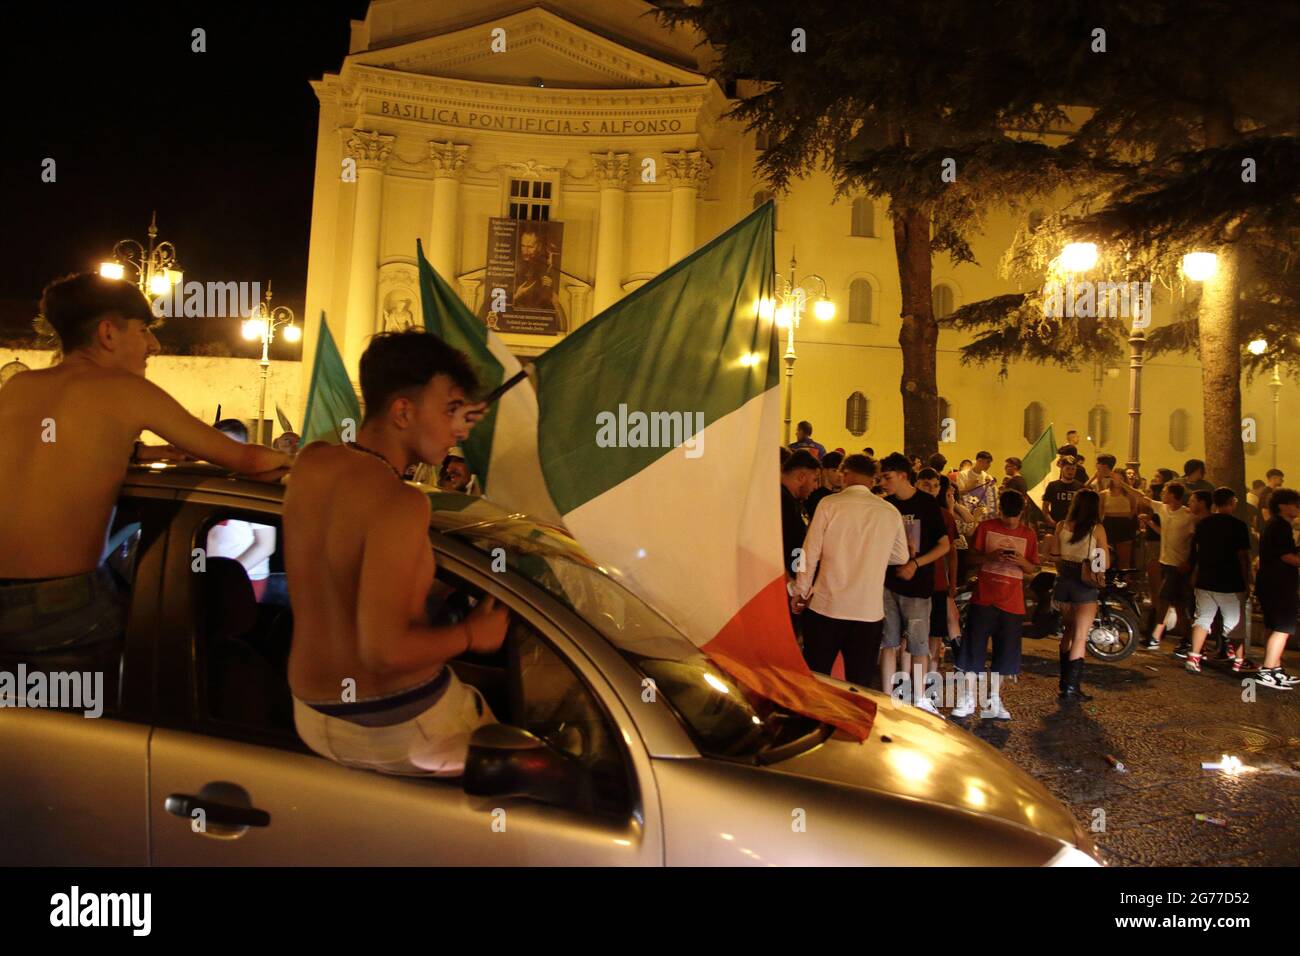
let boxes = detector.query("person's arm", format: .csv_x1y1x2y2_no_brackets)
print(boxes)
355,489,507,674
129,375,290,476
1014,527,1040,573
792,503,828,605
910,512,951,574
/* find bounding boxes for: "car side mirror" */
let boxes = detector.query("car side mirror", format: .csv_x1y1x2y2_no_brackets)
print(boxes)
463,723,595,813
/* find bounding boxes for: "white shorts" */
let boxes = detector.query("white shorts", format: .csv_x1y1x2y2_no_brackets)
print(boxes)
293,668,496,777
1192,589,1242,634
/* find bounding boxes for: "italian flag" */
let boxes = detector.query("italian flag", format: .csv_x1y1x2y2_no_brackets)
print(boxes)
1024,424,1060,515
301,313,361,445
419,204,876,739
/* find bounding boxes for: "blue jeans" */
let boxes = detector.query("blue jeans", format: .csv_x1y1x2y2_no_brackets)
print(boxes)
0,567,126,653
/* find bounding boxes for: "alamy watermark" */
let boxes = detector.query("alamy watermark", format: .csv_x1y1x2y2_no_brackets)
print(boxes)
0,665,103,718
595,404,705,458
150,280,262,319
1043,280,1152,323
890,670,1002,710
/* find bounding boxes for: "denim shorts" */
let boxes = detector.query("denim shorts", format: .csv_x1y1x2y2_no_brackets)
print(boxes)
0,566,127,653
882,590,931,656
956,602,1023,676
1052,561,1099,605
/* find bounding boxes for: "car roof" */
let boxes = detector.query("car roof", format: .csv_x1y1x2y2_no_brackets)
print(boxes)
123,461,586,555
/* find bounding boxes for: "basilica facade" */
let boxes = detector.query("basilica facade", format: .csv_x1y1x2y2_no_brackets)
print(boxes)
302,0,1292,476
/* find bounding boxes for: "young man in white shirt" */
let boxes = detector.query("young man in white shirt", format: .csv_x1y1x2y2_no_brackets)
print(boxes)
1131,481,1199,651
792,454,910,689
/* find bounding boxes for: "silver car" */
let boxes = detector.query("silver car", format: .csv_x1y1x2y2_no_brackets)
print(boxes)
0,464,1098,866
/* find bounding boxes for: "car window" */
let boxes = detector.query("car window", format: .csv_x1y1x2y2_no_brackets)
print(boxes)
193,509,295,739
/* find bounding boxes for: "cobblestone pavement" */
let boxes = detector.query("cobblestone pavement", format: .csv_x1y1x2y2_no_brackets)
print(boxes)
949,636,1300,866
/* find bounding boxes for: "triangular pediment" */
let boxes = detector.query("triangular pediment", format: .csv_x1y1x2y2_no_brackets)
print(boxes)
346,6,705,90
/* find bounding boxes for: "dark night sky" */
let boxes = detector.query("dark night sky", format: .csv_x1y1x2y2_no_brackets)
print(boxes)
0,1,371,349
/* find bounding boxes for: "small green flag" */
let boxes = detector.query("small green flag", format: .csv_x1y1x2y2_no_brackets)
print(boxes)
301,313,360,445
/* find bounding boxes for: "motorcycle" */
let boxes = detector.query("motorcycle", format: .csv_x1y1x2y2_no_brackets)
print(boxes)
956,564,1142,662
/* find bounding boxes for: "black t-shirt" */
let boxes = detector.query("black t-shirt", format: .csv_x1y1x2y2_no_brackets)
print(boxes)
1043,478,1083,523
781,484,807,579
885,490,945,597
805,486,834,521
1191,514,1250,593
1258,515,1299,593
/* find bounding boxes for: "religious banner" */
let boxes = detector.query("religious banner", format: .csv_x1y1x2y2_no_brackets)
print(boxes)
481,218,566,335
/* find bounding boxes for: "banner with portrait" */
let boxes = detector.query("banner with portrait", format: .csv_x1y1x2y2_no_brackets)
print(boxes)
481,218,566,335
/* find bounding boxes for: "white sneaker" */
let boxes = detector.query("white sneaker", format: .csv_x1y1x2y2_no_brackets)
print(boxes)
950,697,975,718
914,697,942,716
981,697,1011,720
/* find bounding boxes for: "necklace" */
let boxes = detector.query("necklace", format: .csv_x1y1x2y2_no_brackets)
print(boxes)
346,442,404,481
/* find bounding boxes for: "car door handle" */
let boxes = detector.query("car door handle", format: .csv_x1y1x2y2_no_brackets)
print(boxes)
165,793,271,828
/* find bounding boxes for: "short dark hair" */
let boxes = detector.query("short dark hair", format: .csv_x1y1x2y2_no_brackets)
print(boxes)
863,446,875,456
842,453,876,478
916,467,939,482
783,449,821,473
1057,444,1078,457
999,489,1024,517
1005,457,1022,469
927,453,948,471
1164,481,1186,502
796,420,813,435
975,450,993,462
214,419,249,442
1269,488,1300,510
39,273,154,352
1212,486,1237,508
1155,468,1177,482
1252,479,1267,490
1184,458,1206,476
1097,453,1117,468
821,450,844,470
879,452,912,476
1266,468,1284,479
1191,489,1213,509
359,330,479,422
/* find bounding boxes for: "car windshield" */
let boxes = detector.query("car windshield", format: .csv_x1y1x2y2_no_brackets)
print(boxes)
427,494,819,758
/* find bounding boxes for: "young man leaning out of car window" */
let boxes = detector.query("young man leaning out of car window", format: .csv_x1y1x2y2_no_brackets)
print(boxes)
283,329,509,777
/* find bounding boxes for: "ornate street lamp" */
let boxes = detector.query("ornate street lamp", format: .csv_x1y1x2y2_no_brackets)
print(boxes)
242,280,301,445
99,211,183,300
764,250,834,444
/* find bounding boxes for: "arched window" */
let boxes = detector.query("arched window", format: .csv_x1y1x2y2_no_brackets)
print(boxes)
932,283,955,319
848,279,874,324
851,198,876,237
1169,408,1191,452
1023,402,1047,444
1088,404,1110,449
1237,408,1258,457
846,392,869,436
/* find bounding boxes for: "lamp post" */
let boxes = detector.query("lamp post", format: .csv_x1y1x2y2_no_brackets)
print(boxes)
99,211,183,301
1126,323,1146,475
769,250,834,445
242,281,301,445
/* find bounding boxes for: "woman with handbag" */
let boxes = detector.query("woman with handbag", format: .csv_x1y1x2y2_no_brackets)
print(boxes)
1050,489,1109,700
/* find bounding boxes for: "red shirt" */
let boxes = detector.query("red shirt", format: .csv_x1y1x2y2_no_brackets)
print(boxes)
972,518,1038,615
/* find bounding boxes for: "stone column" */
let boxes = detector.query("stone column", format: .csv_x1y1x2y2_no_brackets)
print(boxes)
428,141,469,283
343,130,394,378
664,149,712,265
591,151,629,315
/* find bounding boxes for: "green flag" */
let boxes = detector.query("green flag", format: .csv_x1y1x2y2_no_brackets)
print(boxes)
301,312,360,445
1024,423,1059,513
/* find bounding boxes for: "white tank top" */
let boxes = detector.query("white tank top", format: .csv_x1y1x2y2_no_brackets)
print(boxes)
1057,523,1095,561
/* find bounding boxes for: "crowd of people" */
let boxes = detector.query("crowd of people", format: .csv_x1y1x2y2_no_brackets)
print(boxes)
781,419,1300,719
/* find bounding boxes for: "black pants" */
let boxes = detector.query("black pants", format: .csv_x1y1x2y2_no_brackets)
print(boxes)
801,610,883,688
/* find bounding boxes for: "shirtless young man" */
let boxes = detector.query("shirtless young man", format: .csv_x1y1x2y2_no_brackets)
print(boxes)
284,329,508,777
0,274,289,648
